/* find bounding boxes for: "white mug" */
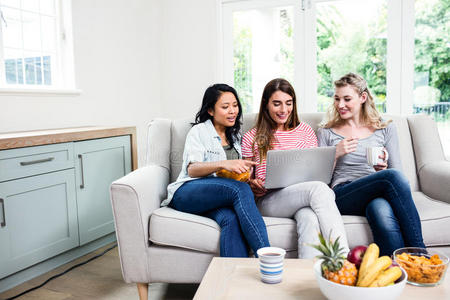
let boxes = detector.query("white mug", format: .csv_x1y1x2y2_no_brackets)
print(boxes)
257,247,286,284
366,147,389,166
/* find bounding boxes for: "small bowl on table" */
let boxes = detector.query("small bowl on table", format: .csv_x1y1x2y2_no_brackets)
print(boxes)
393,247,449,287
313,260,407,300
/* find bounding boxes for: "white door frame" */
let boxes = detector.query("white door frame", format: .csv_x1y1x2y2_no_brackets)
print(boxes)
218,0,416,114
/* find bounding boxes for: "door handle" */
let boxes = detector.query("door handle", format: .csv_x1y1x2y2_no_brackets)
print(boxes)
78,154,85,189
20,157,54,166
0,198,5,227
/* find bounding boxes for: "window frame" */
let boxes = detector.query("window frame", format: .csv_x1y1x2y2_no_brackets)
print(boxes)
218,0,416,115
0,0,79,95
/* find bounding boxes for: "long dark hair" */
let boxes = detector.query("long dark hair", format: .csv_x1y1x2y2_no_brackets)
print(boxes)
194,83,243,148
253,78,300,159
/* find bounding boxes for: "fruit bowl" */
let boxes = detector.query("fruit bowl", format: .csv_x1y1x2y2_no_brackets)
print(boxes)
314,260,407,300
393,247,449,286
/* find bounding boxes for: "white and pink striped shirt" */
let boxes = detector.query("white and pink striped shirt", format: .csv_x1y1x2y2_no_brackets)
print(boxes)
242,123,318,184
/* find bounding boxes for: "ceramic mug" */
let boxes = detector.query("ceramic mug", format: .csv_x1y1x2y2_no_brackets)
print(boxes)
366,147,389,166
257,247,286,284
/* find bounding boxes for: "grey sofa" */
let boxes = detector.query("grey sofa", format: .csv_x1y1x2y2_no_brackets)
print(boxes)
110,113,450,298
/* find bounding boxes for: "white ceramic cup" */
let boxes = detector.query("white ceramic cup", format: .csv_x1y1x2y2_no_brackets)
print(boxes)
256,247,286,284
366,147,389,166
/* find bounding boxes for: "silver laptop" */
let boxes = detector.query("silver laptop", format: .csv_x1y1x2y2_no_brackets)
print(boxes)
264,147,336,189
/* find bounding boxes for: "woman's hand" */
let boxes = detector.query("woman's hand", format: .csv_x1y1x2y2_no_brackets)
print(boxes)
373,148,389,172
335,137,359,159
249,178,267,197
221,159,257,174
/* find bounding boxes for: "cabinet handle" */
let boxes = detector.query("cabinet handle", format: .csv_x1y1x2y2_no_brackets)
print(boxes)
20,157,54,166
0,198,5,227
78,154,85,189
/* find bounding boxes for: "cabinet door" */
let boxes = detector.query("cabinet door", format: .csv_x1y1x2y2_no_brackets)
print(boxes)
0,169,79,279
74,135,131,245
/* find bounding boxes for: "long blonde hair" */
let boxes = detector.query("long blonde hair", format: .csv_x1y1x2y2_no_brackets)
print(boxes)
322,73,390,129
253,78,300,160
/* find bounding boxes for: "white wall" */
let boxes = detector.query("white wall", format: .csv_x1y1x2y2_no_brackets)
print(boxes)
0,0,162,167
160,0,219,120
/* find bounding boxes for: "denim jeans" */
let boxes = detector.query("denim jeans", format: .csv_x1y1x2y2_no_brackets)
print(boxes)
170,177,270,257
333,169,425,256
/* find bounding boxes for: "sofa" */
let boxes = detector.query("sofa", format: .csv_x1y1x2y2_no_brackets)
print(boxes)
110,113,450,298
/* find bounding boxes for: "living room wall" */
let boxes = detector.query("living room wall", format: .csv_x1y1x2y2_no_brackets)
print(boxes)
0,0,162,167
160,0,220,120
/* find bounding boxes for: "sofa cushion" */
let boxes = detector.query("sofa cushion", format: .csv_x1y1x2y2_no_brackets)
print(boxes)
150,207,220,253
170,118,193,183
149,192,450,255
149,207,299,253
413,192,450,247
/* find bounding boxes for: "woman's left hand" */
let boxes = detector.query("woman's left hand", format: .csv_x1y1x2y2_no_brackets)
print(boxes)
373,148,389,171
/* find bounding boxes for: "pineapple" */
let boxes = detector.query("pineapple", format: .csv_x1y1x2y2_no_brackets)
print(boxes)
311,232,358,286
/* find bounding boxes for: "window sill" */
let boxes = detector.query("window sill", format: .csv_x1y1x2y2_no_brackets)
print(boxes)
0,88,82,96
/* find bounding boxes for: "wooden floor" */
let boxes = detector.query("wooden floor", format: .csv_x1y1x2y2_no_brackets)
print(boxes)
0,243,198,300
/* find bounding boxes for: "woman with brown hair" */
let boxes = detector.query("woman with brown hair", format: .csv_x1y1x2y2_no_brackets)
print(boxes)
317,73,425,256
242,78,349,258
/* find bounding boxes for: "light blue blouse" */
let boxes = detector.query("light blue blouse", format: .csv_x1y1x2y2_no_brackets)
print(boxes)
162,119,242,206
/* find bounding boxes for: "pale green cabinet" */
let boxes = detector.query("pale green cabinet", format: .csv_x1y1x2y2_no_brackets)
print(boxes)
0,132,133,281
74,136,131,245
0,170,78,279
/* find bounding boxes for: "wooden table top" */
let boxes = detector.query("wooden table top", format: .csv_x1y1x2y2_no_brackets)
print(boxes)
193,257,450,300
0,126,138,170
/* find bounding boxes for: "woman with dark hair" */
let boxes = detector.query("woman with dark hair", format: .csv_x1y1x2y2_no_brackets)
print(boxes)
242,78,349,258
162,83,270,257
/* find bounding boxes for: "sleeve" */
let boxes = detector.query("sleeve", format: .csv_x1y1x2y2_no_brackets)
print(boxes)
316,128,330,147
241,130,255,158
384,122,403,171
180,126,206,174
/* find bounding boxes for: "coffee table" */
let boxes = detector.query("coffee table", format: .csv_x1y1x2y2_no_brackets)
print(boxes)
193,258,450,299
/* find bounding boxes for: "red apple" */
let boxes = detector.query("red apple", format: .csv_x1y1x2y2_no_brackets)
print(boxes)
347,245,368,268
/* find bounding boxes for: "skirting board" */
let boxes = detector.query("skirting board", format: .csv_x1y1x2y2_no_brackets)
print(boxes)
0,233,117,293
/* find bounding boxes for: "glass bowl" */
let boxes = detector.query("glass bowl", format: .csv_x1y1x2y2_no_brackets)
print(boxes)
393,247,449,286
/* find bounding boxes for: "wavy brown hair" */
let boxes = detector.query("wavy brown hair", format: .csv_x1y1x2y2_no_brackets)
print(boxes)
322,73,390,129
253,78,300,159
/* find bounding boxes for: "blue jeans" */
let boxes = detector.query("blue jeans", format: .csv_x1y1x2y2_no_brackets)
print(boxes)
170,177,270,257
333,169,425,256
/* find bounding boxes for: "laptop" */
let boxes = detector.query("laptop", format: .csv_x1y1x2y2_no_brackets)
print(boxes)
264,146,336,189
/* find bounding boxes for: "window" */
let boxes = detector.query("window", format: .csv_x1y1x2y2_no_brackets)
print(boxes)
413,0,449,156
226,2,295,112
316,0,387,113
0,0,75,90
223,0,389,114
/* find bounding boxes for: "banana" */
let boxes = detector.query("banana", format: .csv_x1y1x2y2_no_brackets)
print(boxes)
356,243,379,285
357,256,392,287
369,266,403,287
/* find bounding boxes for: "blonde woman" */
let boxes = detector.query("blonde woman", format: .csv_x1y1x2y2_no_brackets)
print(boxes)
317,73,425,256
242,78,349,258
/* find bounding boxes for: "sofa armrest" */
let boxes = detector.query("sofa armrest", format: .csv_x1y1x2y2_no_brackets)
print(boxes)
110,164,169,283
419,160,450,204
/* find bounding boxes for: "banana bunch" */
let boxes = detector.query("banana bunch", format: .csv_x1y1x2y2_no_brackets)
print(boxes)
356,243,403,287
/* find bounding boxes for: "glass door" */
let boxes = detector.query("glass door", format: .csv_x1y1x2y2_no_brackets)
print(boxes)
223,0,390,114
314,0,388,113
413,0,449,156
222,0,300,113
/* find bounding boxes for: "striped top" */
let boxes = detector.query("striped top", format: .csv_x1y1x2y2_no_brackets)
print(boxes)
242,122,318,184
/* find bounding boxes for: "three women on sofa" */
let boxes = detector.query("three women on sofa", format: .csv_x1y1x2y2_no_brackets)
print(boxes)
166,73,425,259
